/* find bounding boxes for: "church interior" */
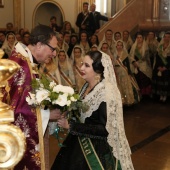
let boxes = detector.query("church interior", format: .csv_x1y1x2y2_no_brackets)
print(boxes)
0,0,170,169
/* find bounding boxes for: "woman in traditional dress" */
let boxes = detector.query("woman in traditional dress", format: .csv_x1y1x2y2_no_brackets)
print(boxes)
114,31,122,41
57,49,75,87
99,41,115,64
57,32,69,52
1,32,17,57
67,34,79,57
145,31,159,68
114,40,140,105
90,44,98,51
129,32,152,97
70,45,86,93
51,51,134,170
152,31,170,102
78,31,90,54
99,29,116,55
122,30,133,53
89,34,99,47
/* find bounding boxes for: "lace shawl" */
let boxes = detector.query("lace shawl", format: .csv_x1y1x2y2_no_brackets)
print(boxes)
80,81,106,122
80,52,134,170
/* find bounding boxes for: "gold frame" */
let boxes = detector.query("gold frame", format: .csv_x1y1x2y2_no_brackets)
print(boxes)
0,0,4,8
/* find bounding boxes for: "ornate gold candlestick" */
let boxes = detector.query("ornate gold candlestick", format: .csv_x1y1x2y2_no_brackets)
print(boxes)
0,49,26,169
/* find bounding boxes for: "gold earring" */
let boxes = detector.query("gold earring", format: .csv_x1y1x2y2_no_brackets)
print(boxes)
95,75,101,83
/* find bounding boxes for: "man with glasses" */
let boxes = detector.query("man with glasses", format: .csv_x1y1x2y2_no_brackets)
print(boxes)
7,24,60,170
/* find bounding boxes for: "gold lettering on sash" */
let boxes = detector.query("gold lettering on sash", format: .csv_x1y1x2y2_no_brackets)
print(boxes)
82,141,88,146
84,145,88,149
81,138,86,142
85,149,91,155
81,138,91,155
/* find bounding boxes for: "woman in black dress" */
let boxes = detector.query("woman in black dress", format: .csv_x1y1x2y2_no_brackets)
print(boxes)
152,32,170,102
51,51,134,170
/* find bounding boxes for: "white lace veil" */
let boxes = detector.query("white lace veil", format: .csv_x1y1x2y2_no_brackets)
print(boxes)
101,51,134,170
80,51,134,169
70,45,85,65
130,34,148,58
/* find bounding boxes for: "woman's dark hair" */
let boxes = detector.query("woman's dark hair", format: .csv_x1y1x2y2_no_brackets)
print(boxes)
89,34,99,46
50,16,56,21
29,24,56,45
78,30,89,43
86,51,104,79
114,31,121,36
164,31,170,36
135,32,144,38
70,34,78,43
74,46,82,53
22,31,30,38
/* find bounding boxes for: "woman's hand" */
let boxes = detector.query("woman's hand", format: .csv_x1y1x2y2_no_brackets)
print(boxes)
50,108,62,120
57,116,70,129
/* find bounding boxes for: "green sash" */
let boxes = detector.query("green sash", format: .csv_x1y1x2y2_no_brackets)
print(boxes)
78,136,104,170
78,136,121,170
135,48,142,60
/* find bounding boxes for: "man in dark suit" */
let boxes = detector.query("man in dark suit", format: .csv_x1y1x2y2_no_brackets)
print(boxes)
76,2,95,37
90,3,110,33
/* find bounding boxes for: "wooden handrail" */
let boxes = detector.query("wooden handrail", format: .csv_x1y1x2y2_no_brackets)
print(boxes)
99,0,136,32
97,0,140,40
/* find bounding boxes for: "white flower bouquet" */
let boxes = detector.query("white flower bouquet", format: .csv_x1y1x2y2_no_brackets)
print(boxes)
26,75,87,118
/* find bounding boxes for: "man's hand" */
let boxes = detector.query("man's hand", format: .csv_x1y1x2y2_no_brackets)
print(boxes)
50,108,61,120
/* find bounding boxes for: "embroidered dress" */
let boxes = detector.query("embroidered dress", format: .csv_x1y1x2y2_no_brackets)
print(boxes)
70,46,86,93
152,43,170,96
129,39,152,95
114,51,140,105
146,38,159,68
57,50,75,87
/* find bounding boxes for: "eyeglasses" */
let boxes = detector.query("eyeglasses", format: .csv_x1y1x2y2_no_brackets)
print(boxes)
45,43,56,52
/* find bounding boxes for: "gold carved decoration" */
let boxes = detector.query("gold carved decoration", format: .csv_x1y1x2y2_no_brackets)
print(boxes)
0,49,26,169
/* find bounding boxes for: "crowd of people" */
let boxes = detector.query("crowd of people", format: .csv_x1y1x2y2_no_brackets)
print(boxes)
1,1,170,170
1,16,169,104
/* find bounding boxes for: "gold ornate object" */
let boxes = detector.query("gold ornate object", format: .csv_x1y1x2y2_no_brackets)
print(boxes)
0,124,26,169
0,58,20,123
0,49,26,169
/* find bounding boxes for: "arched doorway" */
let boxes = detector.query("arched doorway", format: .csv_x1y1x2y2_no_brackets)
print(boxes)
33,2,64,28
